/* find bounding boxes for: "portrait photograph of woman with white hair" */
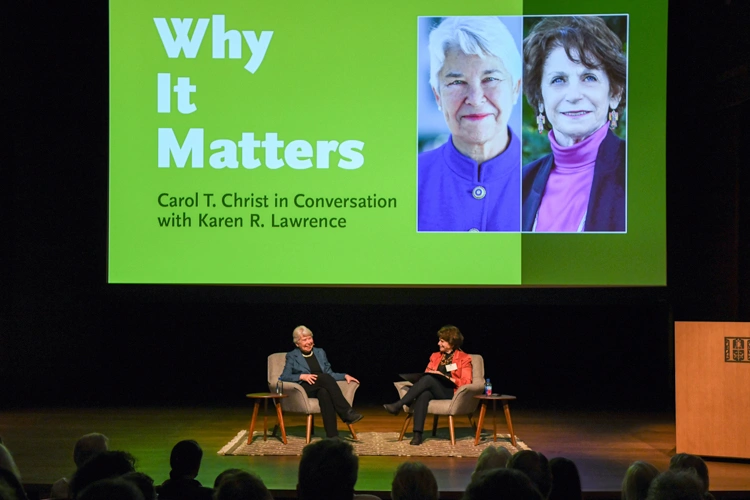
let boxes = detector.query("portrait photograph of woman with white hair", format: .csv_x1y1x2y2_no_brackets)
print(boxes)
417,16,523,232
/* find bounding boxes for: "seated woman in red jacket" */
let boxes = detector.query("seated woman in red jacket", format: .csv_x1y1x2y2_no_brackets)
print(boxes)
383,325,473,445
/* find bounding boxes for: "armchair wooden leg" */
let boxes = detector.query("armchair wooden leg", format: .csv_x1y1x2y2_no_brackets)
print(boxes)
448,415,456,446
347,424,358,440
432,415,440,437
306,414,313,444
398,414,412,441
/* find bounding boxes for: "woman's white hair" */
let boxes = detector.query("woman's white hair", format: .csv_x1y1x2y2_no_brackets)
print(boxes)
429,16,521,93
293,325,313,344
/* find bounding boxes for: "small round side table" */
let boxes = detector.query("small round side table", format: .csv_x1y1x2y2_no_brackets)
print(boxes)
473,394,517,446
245,392,288,444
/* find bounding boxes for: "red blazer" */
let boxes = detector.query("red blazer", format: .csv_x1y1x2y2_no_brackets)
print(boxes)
425,350,473,393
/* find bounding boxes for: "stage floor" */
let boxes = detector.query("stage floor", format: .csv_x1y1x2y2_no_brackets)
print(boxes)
1,406,748,499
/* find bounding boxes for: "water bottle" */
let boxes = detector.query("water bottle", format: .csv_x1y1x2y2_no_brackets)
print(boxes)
275,377,283,394
484,378,492,396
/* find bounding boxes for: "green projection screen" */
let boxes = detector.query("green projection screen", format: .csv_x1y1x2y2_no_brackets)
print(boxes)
109,0,666,285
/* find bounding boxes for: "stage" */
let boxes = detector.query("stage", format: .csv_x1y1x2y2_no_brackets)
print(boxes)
2,405,749,499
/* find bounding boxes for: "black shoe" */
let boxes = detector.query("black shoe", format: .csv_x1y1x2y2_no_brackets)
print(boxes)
345,410,364,425
383,403,401,416
409,432,423,446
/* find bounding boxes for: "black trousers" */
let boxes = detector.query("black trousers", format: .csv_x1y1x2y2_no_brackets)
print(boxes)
300,373,352,437
396,375,454,433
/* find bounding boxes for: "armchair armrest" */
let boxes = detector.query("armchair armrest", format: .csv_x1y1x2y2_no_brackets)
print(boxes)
393,381,412,399
447,382,484,414
274,382,314,413
338,380,360,405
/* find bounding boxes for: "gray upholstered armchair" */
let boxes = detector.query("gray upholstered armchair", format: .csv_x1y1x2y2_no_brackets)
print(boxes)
392,353,485,445
267,352,360,443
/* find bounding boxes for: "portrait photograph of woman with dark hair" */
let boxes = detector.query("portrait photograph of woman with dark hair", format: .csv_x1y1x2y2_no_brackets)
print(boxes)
521,16,627,233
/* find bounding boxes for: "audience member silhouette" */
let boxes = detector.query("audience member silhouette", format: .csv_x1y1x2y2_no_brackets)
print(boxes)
390,462,438,500
214,470,273,500
51,433,110,499
668,454,710,495
122,472,156,500
0,444,27,500
214,469,245,489
508,450,553,499
472,446,512,481
69,451,136,499
622,461,660,500
297,438,359,500
645,470,704,500
156,440,213,500
464,468,544,500
548,457,582,500
76,477,144,500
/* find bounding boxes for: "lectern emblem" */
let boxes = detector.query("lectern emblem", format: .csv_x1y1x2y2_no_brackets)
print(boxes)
724,337,750,362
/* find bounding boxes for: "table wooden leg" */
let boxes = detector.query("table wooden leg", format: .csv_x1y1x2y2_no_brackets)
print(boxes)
492,400,498,443
247,401,260,445
262,399,268,441
503,401,516,446
474,402,487,445
274,399,287,445
306,414,313,444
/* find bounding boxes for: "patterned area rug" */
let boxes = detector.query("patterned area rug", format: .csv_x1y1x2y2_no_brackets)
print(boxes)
218,430,530,458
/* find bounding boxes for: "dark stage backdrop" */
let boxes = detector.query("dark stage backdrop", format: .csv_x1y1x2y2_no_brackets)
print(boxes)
3,1,749,409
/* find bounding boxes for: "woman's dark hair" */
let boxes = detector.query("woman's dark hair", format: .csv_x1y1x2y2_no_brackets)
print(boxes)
437,325,464,350
70,451,137,499
523,16,626,124
507,450,553,498
668,454,709,492
391,462,438,500
463,468,543,500
548,457,582,500
215,471,272,500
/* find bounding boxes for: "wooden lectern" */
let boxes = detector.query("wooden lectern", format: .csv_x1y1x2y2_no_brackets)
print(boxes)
675,322,750,459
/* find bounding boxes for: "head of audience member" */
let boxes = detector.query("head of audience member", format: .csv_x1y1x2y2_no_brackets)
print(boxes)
0,468,26,500
668,454,709,493
548,457,582,500
508,450,553,498
464,468,543,500
0,444,21,483
122,472,156,500
214,469,245,489
472,446,512,481
391,462,438,500
214,470,272,500
169,440,203,479
77,477,145,500
622,461,660,500
645,470,704,500
0,444,26,500
70,451,137,499
74,433,110,469
298,439,359,500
